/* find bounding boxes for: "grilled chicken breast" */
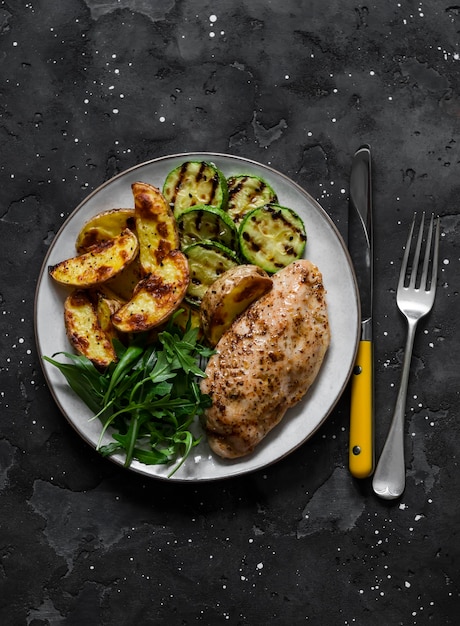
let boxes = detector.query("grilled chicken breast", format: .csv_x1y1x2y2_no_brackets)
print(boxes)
201,259,330,459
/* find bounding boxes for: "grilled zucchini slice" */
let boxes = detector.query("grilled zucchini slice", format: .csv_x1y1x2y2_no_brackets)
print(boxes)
163,161,228,218
177,205,238,251
227,175,277,225
238,204,306,273
184,241,239,306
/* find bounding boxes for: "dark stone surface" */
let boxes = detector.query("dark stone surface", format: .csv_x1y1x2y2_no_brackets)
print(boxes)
1,0,459,624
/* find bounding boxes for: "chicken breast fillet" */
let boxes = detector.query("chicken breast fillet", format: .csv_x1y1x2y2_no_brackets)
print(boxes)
200,259,330,459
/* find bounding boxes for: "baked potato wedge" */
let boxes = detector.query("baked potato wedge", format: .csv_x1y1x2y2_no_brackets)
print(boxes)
102,257,143,301
75,208,136,253
96,292,124,344
49,228,139,288
132,182,180,274
200,264,273,346
112,249,190,333
64,290,117,368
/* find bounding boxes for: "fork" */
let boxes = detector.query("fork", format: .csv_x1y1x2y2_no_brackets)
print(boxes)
372,212,440,499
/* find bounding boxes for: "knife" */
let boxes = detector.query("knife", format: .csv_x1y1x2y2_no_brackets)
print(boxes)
348,145,374,478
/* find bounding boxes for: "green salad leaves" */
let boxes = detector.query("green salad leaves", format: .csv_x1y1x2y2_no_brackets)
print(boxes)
44,313,214,476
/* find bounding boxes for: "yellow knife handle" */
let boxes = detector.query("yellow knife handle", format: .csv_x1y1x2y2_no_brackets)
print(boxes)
349,339,374,478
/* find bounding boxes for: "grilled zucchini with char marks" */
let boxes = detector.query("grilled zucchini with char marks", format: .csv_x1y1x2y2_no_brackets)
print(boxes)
184,241,239,306
227,175,277,225
163,161,228,218
177,205,238,251
239,204,306,273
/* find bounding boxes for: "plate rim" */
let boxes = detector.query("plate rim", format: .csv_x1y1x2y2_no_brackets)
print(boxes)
34,152,360,482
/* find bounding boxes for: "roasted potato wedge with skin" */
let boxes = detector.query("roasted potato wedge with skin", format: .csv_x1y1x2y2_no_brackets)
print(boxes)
200,264,273,347
132,182,180,274
49,228,139,288
102,256,143,301
75,208,136,253
112,249,190,333
96,292,123,343
64,290,117,368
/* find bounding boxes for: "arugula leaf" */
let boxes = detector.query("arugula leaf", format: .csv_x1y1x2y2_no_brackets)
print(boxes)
43,352,108,415
44,317,214,476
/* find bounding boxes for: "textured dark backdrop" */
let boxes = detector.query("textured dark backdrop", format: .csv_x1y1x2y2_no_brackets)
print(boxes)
1,1,459,624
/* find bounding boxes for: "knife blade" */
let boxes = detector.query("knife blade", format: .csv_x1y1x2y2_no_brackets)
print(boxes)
348,145,374,478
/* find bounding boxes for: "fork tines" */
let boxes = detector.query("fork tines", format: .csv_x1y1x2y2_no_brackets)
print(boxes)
400,212,440,293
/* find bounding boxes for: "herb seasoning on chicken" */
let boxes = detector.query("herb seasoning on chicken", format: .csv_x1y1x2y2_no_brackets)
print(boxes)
200,259,330,459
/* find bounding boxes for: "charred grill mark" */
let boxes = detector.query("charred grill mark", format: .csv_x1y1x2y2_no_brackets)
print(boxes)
228,176,247,198
242,230,260,252
256,182,267,194
195,209,204,231
209,171,219,202
176,163,189,196
268,207,306,242
215,261,228,276
168,163,189,204
229,176,274,206
196,161,206,182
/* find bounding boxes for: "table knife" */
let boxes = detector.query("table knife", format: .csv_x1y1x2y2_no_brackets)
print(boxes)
348,145,374,478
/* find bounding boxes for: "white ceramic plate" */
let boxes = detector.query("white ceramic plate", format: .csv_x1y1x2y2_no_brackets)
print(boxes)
35,152,360,482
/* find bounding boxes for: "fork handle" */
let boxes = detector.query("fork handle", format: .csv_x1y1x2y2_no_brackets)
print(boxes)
372,318,418,499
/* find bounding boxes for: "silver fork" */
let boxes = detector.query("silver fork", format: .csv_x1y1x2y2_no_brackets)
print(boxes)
372,212,440,499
